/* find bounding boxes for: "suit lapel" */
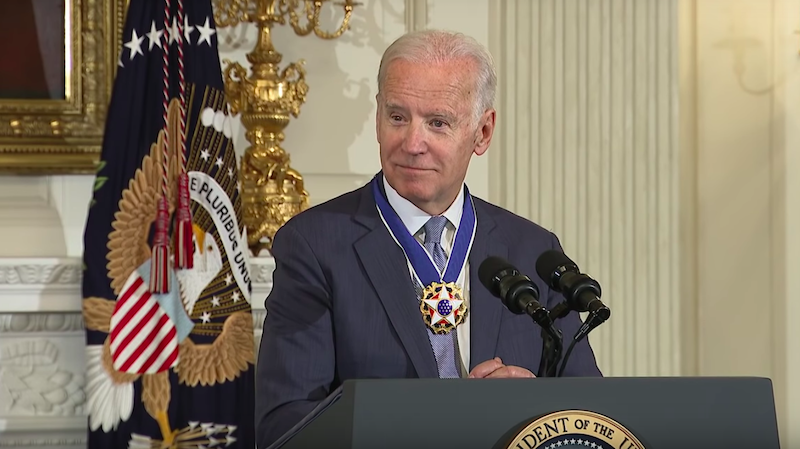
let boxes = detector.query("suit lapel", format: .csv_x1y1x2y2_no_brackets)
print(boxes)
468,202,507,372
352,181,439,378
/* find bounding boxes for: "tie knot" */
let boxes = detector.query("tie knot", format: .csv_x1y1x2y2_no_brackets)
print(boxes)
423,216,448,245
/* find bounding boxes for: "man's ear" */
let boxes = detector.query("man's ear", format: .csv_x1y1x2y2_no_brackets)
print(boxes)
473,109,496,156
375,94,382,144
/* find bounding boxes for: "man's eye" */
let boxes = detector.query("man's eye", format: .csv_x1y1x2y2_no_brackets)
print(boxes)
431,119,446,128
391,115,403,122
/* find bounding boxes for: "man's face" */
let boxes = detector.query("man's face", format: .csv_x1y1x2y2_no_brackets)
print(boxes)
376,58,495,214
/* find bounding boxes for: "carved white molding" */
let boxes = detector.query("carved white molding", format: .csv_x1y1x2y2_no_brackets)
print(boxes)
0,315,84,334
252,309,267,333
0,308,269,334
0,417,85,448
0,438,84,449
0,258,276,288
250,256,275,288
0,311,270,335
0,340,85,418
0,263,81,285
0,259,82,313
0,257,274,313
0,255,274,448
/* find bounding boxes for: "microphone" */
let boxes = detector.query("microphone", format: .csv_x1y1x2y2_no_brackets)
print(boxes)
534,250,610,322
478,256,552,329
478,256,563,378
535,250,610,377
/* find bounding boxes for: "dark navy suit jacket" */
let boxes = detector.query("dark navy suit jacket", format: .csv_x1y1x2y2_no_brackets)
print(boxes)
255,179,602,448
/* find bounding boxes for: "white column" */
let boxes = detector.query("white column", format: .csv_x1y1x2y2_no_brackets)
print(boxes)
490,0,682,377
777,0,800,445
0,178,67,257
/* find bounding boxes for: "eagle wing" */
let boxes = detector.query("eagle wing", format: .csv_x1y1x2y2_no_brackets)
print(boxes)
175,311,255,387
82,297,115,333
84,336,139,432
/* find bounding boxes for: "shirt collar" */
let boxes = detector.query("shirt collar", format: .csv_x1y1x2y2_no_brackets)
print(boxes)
382,175,464,236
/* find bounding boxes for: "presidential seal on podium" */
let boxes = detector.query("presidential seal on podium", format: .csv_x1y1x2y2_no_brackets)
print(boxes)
501,410,646,449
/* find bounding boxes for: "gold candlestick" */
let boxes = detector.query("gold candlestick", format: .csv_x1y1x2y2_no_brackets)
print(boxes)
213,0,360,256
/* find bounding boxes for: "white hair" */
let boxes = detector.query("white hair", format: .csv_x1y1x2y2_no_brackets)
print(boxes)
377,29,497,124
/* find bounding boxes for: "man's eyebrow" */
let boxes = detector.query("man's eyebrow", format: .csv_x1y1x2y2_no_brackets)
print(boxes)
424,109,459,126
384,102,406,111
428,109,456,119
383,103,459,123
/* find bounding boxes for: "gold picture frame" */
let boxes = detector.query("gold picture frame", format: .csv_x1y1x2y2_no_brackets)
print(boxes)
0,0,127,174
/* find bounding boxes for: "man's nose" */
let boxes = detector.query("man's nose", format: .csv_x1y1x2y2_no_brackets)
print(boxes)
402,123,427,154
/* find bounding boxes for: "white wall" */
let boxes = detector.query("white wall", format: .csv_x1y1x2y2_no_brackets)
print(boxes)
780,0,800,440
681,0,800,444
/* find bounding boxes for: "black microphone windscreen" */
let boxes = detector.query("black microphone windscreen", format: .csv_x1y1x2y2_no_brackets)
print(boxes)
535,249,579,284
478,256,516,295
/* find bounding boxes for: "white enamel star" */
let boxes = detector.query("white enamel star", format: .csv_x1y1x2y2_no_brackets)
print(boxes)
423,285,463,326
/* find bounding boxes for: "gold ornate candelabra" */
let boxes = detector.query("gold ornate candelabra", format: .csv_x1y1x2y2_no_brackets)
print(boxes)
213,0,359,256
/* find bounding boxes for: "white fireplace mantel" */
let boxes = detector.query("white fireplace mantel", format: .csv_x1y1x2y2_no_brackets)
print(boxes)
0,256,274,449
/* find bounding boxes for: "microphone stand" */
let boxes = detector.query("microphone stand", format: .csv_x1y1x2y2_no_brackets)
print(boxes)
537,302,569,377
537,326,563,377
547,302,606,377
532,303,564,378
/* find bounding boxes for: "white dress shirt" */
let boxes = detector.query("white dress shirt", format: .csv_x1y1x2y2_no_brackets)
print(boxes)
382,176,471,377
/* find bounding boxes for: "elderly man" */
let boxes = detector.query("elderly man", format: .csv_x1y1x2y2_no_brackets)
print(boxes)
255,29,602,448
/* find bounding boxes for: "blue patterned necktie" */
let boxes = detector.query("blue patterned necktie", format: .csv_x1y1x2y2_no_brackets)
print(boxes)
418,215,461,378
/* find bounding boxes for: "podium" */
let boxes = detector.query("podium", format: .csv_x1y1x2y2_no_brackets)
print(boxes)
267,376,780,449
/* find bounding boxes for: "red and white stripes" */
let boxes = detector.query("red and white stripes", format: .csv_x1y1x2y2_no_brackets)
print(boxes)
111,275,179,374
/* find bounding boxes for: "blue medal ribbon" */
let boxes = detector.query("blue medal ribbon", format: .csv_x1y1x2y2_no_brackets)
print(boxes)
371,173,477,287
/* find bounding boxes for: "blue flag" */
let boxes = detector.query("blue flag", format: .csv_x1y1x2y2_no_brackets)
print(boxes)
81,0,255,447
